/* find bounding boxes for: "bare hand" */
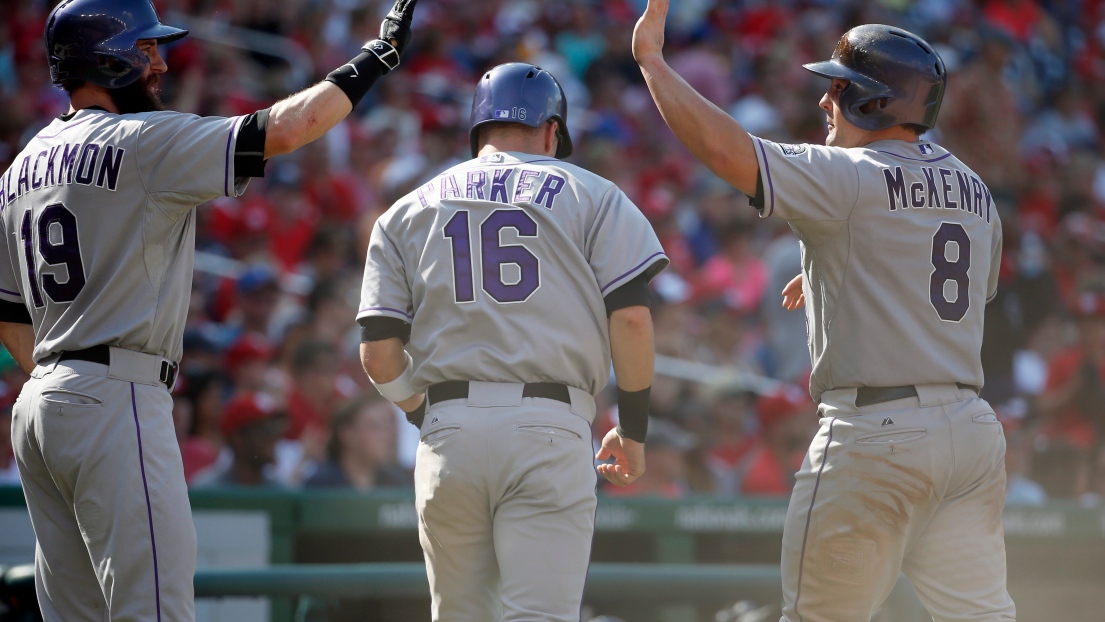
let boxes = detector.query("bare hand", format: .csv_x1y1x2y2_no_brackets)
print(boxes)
596,428,645,487
782,273,804,310
632,0,669,64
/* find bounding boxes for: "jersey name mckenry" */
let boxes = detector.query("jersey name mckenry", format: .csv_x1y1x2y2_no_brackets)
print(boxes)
1,140,126,209
414,165,568,210
882,165,992,223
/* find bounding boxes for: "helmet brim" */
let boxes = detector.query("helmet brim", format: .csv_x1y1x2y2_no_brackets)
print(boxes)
802,59,885,93
130,23,189,45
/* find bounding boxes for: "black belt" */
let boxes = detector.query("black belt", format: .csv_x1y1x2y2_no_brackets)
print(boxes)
854,383,979,408
427,381,571,406
58,345,178,389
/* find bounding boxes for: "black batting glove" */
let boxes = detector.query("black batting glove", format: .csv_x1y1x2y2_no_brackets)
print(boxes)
380,0,419,57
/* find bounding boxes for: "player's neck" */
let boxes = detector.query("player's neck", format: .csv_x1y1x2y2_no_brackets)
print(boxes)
68,85,119,115
859,125,921,146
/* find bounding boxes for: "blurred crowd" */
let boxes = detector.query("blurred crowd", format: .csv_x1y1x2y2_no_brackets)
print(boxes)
2,0,1105,505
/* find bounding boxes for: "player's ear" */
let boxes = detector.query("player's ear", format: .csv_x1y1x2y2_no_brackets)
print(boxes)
545,120,559,156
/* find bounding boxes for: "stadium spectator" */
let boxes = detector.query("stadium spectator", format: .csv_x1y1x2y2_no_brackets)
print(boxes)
194,392,288,488
304,393,413,489
739,386,816,497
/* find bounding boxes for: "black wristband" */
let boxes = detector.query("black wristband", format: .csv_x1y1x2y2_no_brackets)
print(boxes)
615,386,650,443
405,399,426,428
324,46,388,108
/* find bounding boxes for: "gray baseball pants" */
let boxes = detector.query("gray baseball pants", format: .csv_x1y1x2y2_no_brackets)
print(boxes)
780,383,1016,622
11,350,195,622
414,381,598,622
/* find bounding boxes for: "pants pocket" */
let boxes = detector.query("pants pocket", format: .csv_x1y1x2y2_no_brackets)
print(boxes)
41,388,104,408
855,427,927,445
516,424,584,442
421,425,462,446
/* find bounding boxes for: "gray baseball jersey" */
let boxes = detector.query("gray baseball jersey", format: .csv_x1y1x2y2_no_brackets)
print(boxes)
0,108,249,363
357,151,668,395
5,106,254,622
750,137,1001,401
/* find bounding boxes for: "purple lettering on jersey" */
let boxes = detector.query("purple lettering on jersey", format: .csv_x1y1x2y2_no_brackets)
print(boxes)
882,166,907,211
955,171,972,213
922,168,941,208
3,168,13,206
971,176,984,218
16,156,30,197
534,174,565,209
490,167,514,203
910,182,924,208
416,182,435,208
59,143,81,184
31,151,47,190
95,146,125,191
514,169,539,203
939,168,956,210
440,174,461,200
466,170,486,199
982,182,993,224
75,143,100,186
0,167,6,211
45,145,60,188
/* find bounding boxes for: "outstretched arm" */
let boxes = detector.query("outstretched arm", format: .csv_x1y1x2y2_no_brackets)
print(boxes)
264,0,418,157
633,0,759,196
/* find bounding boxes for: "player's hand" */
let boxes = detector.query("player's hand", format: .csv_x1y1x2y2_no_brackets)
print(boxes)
632,0,669,64
380,0,419,56
782,273,805,310
596,428,645,487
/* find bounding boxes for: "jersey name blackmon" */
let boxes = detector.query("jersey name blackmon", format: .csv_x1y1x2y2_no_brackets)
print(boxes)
416,166,567,210
1,140,126,209
882,165,992,223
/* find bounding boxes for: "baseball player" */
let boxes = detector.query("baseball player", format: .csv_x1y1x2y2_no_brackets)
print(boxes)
0,0,419,619
357,62,668,621
633,2,1015,621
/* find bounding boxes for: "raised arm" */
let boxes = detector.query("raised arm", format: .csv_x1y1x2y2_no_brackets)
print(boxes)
264,0,418,158
632,0,759,196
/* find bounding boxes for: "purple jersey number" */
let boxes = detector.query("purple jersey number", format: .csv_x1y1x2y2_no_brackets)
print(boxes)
20,203,87,308
444,209,540,304
930,222,970,322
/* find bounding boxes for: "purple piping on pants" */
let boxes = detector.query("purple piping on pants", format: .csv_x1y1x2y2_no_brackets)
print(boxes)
131,383,162,622
600,252,667,294
0,288,21,297
755,138,776,217
793,416,836,622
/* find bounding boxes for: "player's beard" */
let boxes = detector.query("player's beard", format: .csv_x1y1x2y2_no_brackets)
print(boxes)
109,73,166,114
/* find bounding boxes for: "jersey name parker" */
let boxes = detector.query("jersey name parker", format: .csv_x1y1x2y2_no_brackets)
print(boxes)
0,109,248,363
752,137,1001,401
359,151,667,395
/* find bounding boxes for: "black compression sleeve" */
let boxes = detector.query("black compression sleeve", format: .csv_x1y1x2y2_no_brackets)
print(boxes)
0,300,31,324
234,109,269,178
325,49,388,109
358,316,411,344
749,173,765,211
604,274,652,316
